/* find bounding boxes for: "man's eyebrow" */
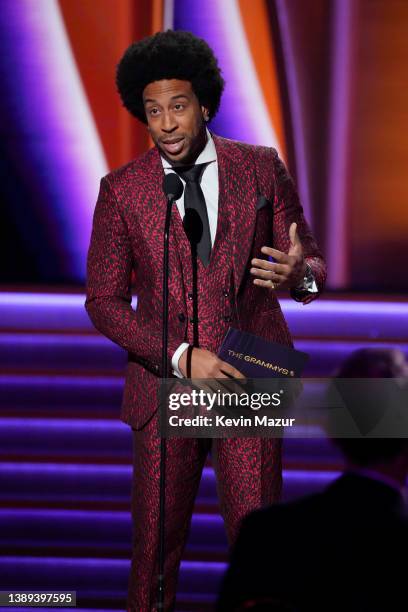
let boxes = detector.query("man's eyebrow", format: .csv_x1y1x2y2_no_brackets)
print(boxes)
170,94,189,100
143,94,190,104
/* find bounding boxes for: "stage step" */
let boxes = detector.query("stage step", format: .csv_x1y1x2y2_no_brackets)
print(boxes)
1,292,406,610
1,332,406,377
0,332,126,373
0,417,343,466
0,374,124,413
0,461,340,508
1,293,407,340
0,373,373,419
0,509,228,558
0,556,224,609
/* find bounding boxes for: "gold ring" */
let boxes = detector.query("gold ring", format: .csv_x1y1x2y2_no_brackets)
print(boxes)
270,281,276,290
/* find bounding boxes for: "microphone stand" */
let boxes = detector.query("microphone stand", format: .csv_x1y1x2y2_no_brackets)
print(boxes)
183,209,203,352
191,240,199,350
157,192,174,610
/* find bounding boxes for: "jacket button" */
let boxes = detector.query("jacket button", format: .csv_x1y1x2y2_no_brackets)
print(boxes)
188,293,193,300
178,313,186,323
223,290,229,297
223,315,232,322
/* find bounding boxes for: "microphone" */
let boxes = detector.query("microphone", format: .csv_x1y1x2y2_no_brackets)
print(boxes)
163,173,184,201
183,208,203,246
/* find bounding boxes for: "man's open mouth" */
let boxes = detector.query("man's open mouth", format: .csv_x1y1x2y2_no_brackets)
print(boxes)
161,137,185,155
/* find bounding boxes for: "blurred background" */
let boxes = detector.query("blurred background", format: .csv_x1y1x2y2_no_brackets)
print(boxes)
1,0,407,291
0,1,407,610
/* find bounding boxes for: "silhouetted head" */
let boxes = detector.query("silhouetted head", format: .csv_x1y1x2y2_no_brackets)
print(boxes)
336,347,408,379
332,348,408,474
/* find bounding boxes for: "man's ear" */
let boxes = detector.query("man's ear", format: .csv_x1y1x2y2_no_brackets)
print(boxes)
201,107,210,122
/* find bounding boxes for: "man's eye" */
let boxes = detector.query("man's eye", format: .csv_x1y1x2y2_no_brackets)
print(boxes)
149,108,159,115
174,104,184,111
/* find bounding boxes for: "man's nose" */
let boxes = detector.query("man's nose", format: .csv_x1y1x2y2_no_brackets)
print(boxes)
161,111,177,132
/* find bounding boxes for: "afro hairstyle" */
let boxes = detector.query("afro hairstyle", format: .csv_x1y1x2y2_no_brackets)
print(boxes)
116,30,225,124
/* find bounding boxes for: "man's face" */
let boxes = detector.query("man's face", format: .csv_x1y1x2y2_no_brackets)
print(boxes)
143,79,208,165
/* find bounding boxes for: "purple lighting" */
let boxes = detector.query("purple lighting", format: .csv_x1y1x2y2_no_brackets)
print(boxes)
0,0,107,281
0,462,339,483
274,0,312,223
0,556,226,571
326,0,357,287
1,293,406,340
173,0,278,147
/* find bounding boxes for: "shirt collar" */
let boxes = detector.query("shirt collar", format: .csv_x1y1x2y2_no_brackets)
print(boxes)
160,128,217,169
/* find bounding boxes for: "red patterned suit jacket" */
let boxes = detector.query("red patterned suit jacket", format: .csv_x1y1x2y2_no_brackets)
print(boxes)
85,134,326,429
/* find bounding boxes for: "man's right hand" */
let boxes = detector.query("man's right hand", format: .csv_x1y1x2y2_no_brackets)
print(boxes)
178,347,244,379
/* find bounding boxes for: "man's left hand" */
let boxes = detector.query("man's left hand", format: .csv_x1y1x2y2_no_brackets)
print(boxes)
250,222,306,290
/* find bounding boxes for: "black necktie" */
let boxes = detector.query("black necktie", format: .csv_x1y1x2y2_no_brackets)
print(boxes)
174,163,212,267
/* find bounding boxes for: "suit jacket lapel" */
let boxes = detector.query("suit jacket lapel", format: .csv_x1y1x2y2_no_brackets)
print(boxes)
140,147,186,313
142,135,258,307
213,135,258,297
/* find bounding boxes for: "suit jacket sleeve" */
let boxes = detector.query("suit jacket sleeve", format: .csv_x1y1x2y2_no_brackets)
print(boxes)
271,149,326,302
85,176,181,375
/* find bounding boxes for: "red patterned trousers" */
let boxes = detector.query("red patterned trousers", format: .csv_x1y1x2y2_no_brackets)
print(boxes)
126,414,282,611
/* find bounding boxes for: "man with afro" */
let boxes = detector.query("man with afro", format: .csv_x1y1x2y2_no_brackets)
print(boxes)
85,29,326,611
